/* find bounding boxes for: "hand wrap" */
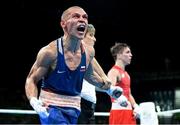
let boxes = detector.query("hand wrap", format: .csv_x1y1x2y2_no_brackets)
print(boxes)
30,97,49,118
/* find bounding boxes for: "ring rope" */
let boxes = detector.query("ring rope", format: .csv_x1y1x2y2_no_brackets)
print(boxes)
0,109,180,116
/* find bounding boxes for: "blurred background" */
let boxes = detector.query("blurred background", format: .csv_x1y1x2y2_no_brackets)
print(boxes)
0,0,180,124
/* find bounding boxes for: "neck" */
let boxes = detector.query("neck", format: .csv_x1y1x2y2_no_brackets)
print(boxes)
115,60,125,70
63,35,81,53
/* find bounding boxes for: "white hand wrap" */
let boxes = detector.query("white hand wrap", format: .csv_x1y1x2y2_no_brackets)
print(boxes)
30,97,49,118
133,104,141,119
117,95,128,107
106,86,123,99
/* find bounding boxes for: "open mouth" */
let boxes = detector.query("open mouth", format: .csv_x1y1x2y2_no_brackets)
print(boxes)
77,24,86,32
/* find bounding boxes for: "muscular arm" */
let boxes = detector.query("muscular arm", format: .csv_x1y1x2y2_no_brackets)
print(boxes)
83,45,104,88
92,58,112,89
92,58,106,78
84,44,112,89
25,46,55,100
84,62,104,88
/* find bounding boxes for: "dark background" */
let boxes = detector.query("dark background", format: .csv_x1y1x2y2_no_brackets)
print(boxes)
0,0,180,123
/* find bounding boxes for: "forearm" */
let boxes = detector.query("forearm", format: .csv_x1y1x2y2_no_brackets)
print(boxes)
85,62,108,88
95,86,107,92
92,58,107,78
25,78,39,100
129,94,137,107
92,58,111,88
84,71,106,88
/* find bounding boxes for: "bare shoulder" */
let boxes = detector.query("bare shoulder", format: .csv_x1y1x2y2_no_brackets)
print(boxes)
82,42,95,64
107,67,122,84
82,42,95,53
108,68,119,77
36,41,57,66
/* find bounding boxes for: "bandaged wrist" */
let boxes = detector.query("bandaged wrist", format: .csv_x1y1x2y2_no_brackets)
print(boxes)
106,85,113,94
30,97,49,118
30,97,39,106
133,103,139,109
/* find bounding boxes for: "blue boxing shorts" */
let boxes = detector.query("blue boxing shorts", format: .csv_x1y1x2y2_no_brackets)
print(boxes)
39,105,80,125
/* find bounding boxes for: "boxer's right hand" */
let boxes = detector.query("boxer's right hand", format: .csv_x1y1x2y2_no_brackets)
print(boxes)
30,97,49,118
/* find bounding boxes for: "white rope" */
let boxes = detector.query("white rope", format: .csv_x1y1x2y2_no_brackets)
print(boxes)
0,109,180,116
0,109,36,114
157,109,180,116
0,109,108,116
94,112,109,116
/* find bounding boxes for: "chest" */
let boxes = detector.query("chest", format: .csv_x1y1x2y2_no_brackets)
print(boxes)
119,72,131,87
64,51,82,70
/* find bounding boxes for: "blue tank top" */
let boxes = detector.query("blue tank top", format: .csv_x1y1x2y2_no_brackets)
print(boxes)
41,37,86,96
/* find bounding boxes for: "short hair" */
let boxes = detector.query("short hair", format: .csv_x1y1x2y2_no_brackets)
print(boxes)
61,6,84,21
85,24,95,35
110,42,130,61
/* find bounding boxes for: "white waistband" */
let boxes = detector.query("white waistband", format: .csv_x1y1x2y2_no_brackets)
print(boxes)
39,89,81,110
111,101,132,110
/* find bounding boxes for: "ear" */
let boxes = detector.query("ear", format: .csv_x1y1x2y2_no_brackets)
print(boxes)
60,20,65,28
116,53,121,59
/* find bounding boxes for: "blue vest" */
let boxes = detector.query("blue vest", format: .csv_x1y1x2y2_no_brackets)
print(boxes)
41,37,86,96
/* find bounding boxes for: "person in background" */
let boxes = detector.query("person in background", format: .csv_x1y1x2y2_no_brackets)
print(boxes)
78,24,112,124
25,6,123,125
107,42,140,125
